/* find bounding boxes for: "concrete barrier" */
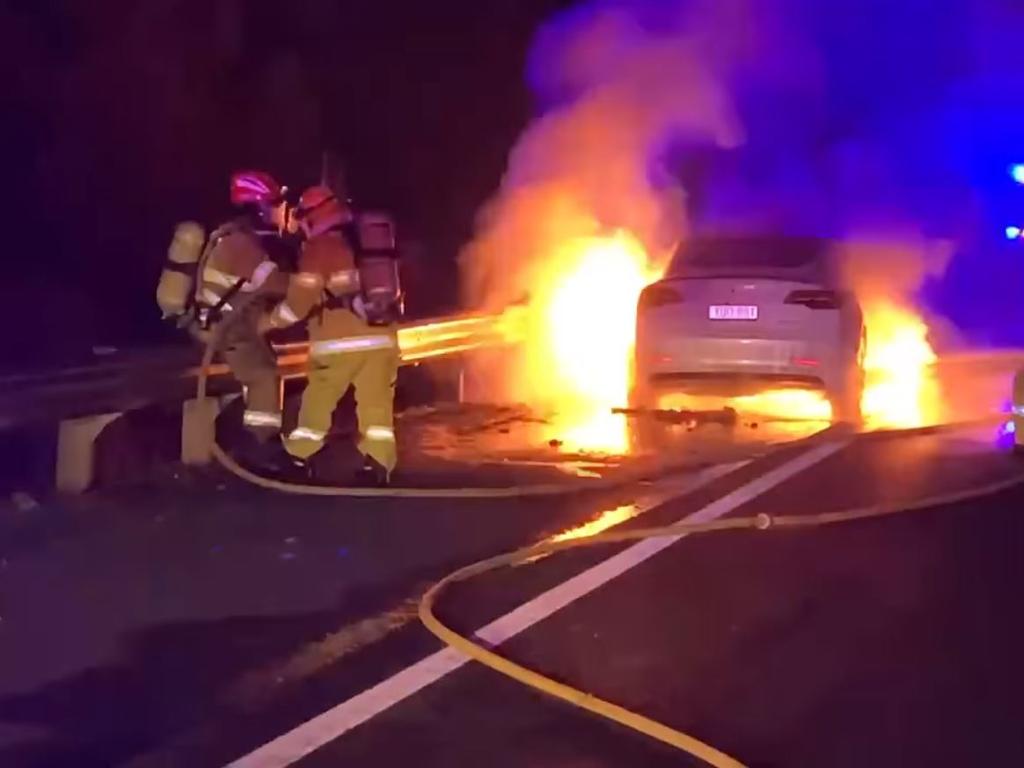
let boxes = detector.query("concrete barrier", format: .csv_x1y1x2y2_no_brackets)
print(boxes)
56,412,121,493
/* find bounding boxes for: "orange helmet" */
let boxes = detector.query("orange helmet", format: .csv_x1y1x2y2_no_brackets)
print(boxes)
296,185,350,237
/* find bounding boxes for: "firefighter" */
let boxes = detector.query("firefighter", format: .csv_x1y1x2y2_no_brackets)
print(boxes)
158,170,294,470
263,185,402,486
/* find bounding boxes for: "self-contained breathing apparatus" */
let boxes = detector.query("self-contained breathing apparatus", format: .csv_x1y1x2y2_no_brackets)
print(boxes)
296,184,404,327
155,221,252,334
155,220,206,322
348,211,404,326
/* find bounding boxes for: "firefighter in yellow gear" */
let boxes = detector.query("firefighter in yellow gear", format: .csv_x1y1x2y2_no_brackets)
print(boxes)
158,170,294,470
203,172,295,451
264,185,400,485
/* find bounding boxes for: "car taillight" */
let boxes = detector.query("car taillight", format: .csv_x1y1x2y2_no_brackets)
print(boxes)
784,289,842,310
639,284,683,309
791,357,820,367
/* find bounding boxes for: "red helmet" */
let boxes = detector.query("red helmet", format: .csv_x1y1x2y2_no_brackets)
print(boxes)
296,185,350,236
230,170,284,207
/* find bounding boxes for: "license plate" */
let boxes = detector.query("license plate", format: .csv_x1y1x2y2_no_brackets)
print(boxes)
709,304,758,321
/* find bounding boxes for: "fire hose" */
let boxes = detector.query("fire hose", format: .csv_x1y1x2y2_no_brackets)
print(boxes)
198,318,1024,767
418,468,1024,767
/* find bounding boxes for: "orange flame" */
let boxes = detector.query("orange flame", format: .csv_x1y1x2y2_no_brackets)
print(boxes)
860,300,941,429
525,231,662,453
656,389,833,436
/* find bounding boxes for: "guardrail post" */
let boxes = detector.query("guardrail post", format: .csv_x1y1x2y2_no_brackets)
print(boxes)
181,397,222,466
56,412,121,493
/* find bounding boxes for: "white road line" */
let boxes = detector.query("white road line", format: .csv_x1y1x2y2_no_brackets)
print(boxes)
227,440,848,768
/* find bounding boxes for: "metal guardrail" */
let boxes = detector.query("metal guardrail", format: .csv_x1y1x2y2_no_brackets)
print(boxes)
8,304,1014,495
0,309,527,430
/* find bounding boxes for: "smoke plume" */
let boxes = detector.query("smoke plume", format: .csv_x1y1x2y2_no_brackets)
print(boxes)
459,2,750,314
463,0,1024,339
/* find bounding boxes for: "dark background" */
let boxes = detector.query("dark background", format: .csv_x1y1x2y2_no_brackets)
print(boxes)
1,0,574,369
5,0,1024,373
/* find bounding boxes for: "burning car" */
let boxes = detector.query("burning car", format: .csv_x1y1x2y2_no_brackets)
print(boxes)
631,235,865,430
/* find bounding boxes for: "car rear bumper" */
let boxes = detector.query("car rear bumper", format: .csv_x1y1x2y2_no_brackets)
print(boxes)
636,336,845,390
646,371,825,394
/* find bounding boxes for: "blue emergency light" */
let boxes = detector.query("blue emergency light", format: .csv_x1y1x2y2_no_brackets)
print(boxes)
1012,164,1024,184
1005,225,1021,240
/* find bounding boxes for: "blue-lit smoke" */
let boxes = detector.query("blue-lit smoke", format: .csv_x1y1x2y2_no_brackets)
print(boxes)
516,0,1024,345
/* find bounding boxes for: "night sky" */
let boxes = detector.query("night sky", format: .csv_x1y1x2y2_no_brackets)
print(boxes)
5,0,1024,371
2,0,573,367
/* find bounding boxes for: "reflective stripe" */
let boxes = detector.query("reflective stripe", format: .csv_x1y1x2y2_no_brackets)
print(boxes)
243,410,283,428
311,335,396,356
295,272,324,288
242,260,278,292
328,269,360,290
1013,405,1024,417
201,288,232,312
364,426,396,442
289,427,326,442
204,266,240,288
274,303,300,325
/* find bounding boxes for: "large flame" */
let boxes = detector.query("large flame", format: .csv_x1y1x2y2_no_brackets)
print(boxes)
527,230,662,453
476,220,948,450
657,389,833,436
860,300,941,429
733,389,833,423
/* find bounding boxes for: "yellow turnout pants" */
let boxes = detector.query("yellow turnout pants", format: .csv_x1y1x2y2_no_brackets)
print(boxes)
285,312,398,472
203,303,282,442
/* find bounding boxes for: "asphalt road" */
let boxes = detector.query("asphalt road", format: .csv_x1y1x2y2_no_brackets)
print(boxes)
1,423,1022,767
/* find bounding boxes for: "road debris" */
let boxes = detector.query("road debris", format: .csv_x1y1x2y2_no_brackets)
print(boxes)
612,406,739,427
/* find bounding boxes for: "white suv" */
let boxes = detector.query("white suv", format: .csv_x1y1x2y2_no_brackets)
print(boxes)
632,235,865,426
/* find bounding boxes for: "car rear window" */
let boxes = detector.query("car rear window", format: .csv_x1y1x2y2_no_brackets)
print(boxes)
668,236,829,277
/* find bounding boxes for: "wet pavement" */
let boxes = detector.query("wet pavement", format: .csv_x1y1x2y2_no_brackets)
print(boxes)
0,419,1021,767
293,428,1024,768
278,399,823,488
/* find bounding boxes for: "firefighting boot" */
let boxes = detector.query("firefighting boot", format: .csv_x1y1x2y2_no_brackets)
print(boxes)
235,435,277,474
236,438,303,481
352,456,390,488
280,456,315,484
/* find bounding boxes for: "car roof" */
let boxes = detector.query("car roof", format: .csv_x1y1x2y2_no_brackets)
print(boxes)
666,235,839,285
